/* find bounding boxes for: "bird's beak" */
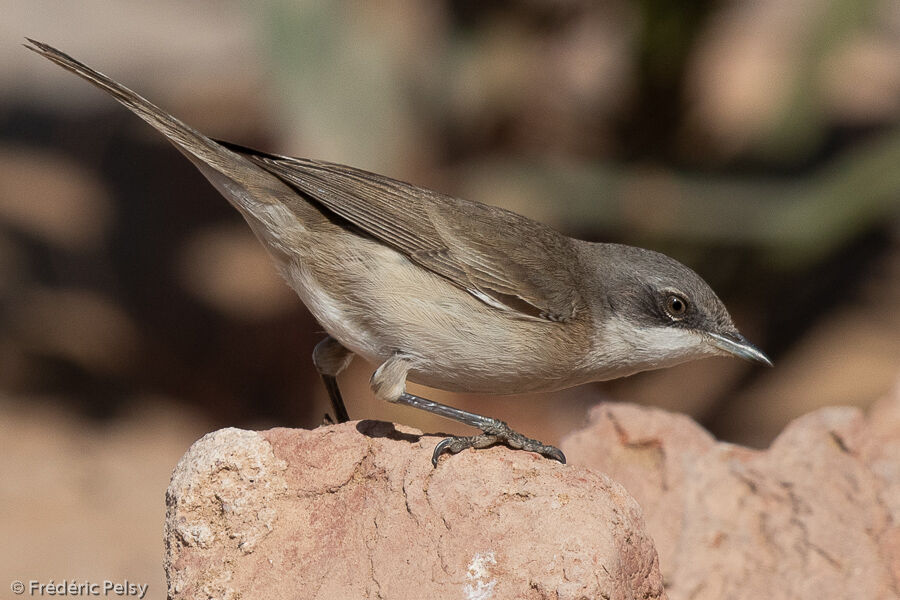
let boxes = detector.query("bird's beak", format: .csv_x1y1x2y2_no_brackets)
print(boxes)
707,331,773,367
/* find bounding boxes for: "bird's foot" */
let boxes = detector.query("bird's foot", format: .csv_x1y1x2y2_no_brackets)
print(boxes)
431,420,566,466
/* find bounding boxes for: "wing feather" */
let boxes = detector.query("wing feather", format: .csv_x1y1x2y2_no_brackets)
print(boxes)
221,144,582,321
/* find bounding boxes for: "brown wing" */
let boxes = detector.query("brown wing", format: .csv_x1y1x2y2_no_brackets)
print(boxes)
25,39,581,321
222,144,582,322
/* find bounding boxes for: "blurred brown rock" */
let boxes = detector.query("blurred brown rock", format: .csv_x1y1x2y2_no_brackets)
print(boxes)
562,384,900,600
177,224,296,320
8,287,139,374
165,422,667,600
0,146,111,250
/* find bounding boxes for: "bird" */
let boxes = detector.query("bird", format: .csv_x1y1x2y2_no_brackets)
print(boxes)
26,39,771,466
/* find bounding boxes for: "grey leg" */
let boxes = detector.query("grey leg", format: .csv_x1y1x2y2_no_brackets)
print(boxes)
312,336,353,423
371,354,565,466
395,392,566,466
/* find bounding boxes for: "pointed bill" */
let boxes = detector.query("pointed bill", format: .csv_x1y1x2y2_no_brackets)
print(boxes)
707,332,773,366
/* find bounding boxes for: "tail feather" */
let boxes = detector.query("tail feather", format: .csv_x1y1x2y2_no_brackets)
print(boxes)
24,38,274,191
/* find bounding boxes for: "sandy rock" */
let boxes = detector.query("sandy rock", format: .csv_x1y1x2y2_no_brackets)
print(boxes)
561,384,900,600
165,421,667,600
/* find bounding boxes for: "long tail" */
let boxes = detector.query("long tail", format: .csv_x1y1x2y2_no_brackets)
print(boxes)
24,38,281,197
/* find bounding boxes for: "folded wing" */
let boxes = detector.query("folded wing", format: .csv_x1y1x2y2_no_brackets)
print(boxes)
227,146,583,322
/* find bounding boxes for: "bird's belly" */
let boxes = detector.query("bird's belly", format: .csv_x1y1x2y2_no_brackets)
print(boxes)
403,362,573,395
279,235,584,395
283,264,384,365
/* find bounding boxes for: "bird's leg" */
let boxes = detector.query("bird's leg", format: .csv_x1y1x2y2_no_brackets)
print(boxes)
371,354,566,466
397,393,567,466
312,336,353,424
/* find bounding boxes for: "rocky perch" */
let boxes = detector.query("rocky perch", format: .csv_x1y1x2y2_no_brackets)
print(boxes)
562,384,900,600
165,383,900,600
165,421,666,599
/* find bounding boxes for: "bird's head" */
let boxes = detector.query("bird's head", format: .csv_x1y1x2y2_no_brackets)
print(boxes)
581,243,771,378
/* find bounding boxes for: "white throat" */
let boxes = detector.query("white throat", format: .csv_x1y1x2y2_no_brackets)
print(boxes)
586,314,717,381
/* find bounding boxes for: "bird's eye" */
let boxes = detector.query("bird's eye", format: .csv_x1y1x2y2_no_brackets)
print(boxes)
665,294,688,319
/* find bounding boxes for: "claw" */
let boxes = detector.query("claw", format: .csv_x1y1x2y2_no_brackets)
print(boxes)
431,437,454,466
430,432,566,467
546,446,566,464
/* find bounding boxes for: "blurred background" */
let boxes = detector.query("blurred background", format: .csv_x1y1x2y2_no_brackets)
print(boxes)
2,0,899,595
